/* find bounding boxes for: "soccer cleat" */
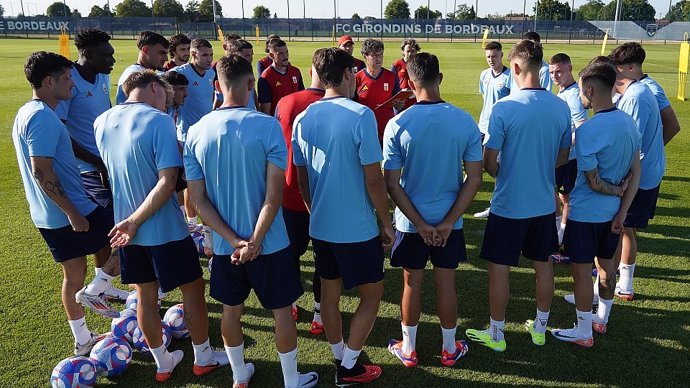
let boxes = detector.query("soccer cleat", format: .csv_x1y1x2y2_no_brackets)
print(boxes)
335,362,382,387
440,340,469,367
465,328,506,352
524,320,546,346
614,286,634,301
473,207,490,218
551,326,593,348
292,305,299,321
592,320,608,334
549,253,571,264
232,362,255,388
310,320,324,335
192,349,230,376
76,287,120,318
74,332,108,356
288,371,319,388
103,284,130,301
564,294,598,306
387,339,418,367
155,349,184,383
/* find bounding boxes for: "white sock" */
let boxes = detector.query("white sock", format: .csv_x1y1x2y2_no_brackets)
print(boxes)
192,338,212,366
84,267,114,295
225,343,248,382
489,318,505,342
188,216,198,225
555,215,562,228
596,297,614,323
401,323,417,354
617,263,636,292
340,346,361,370
441,325,457,353
68,317,91,345
312,302,321,324
150,343,173,371
533,309,550,334
593,273,600,303
329,340,344,361
278,347,299,388
576,309,593,338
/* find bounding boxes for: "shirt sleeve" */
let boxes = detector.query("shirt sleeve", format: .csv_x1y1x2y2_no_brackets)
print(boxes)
256,60,265,78
266,120,288,170
257,77,272,104
297,70,305,91
291,116,306,167
560,109,573,149
355,108,384,165
183,137,204,181
478,73,484,95
484,103,506,150
26,111,60,157
463,117,484,162
575,127,598,172
393,73,402,94
153,115,183,171
382,120,402,170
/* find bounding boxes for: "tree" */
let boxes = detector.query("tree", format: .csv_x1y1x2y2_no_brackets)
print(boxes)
115,0,151,17
534,0,572,21
273,12,278,18
185,1,201,21
72,9,81,17
385,0,410,19
352,13,361,20
0,4,5,17
198,0,222,21
89,5,113,17
575,0,604,20
414,5,442,19
665,0,690,21
447,3,475,20
252,5,271,19
598,0,655,21
46,1,71,16
153,0,184,18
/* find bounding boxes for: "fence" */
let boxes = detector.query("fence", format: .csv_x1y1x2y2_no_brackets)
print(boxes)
1,17,689,43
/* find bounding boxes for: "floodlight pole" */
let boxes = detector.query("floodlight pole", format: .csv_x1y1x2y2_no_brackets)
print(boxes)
534,0,538,31
427,0,430,19
63,0,67,16
569,0,574,43
613,0,621,37
241,0,245,37
19,0,25,17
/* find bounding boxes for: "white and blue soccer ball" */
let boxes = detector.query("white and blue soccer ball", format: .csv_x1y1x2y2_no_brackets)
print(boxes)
124,291,138,310
89,336,132,377
111,309,138,343
163,303,189,339
50,356,97,388
131,322,172,354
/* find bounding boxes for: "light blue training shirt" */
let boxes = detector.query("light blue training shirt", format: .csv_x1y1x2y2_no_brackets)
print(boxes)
478,66,511,136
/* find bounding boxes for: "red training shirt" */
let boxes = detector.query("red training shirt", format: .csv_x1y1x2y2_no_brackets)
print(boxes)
274,88,326,211
391,59,416,110
355,68,401,142
258,65,305,116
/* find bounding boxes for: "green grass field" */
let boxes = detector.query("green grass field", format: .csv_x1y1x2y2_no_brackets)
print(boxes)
0,38,689,387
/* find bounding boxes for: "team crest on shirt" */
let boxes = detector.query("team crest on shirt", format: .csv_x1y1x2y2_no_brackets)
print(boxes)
86,91,93,97
498,81,504,88
384,83,389,92
292,76,298,84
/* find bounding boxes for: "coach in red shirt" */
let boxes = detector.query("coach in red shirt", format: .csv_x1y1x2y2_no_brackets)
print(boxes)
258,38,304,116
355,38,403,143
391,38,420,110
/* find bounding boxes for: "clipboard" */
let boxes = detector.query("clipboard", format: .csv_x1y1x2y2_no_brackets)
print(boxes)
374,89,415,110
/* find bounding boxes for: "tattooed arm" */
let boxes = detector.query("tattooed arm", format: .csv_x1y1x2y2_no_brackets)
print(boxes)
584,168,625,197
30,156,89,231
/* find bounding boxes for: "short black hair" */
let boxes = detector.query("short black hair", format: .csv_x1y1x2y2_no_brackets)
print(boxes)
313,48,354,88
216,54,253,86
609,42,646,66
137,31,169,50
485,41,502,51
191,38,212,50
589,55,616,67
523,31,541,43
74,28,111,52
224,33,241,43
361,38,384,56
579,62,617,90
407,52,440,85
24,51,73,89
267,38,287,52
122,70,169,97
169,33,191,56
162,71,189,86
229,39,253,54
265,34,280,52
549,53,571,65
508,40,543,70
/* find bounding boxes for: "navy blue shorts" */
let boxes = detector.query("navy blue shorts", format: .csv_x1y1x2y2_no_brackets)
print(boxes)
283,208,311,264
38,206,113,262
480,212,559,266
175,167,187,193
312,237,385,290
119,236,202,293
563,219,619,264
81,171,113,209
390,229,467,269
624,185,659,229
210,246,303,309
555,159,578,195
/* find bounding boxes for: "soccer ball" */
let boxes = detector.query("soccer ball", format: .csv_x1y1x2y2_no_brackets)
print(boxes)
124,291,138,310
111,309,138,343
163,304,189,339
131,322,172,354
89,336,132,377
50,356,97,388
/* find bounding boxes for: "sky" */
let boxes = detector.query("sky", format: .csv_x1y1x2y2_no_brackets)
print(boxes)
1,0,679,20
